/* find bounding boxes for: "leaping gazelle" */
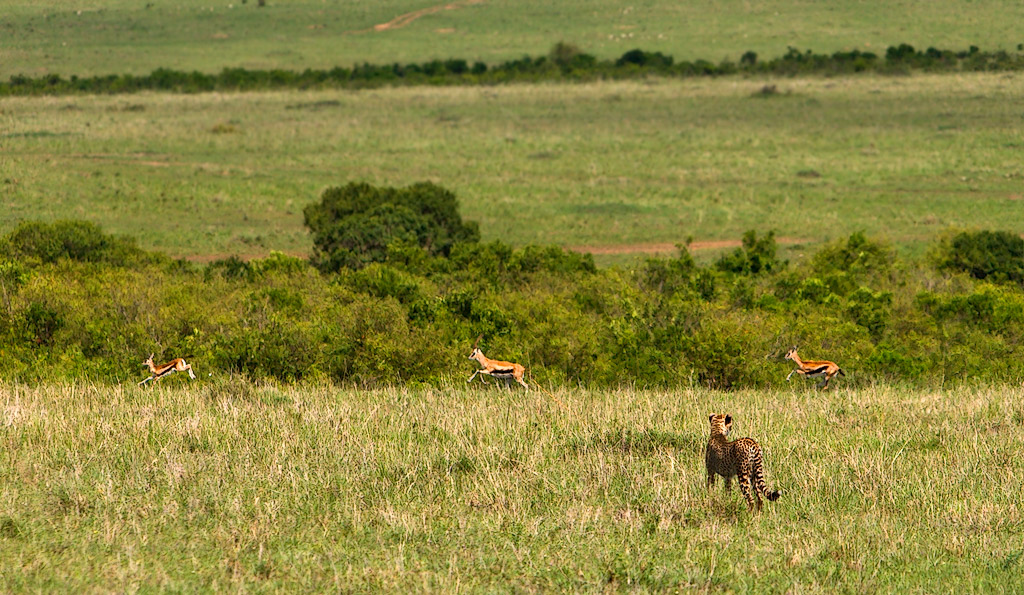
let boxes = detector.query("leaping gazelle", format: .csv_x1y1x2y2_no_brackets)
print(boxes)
784,346,844,389
467,335,529,391
139,353,197,386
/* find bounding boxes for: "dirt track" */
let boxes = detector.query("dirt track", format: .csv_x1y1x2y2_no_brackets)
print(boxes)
346,1,484,34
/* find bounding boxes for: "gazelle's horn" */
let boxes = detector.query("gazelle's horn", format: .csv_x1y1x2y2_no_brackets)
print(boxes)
472,334,483,350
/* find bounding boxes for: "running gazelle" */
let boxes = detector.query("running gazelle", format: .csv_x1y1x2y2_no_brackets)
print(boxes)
139,353,197,386
466,335,529,390
784,346,844,389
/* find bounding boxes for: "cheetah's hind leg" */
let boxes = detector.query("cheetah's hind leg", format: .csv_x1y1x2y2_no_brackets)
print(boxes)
737,472,757,511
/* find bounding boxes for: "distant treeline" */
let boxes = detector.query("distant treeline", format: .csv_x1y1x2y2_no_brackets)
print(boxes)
5,182,1024,388
4,43,1024,96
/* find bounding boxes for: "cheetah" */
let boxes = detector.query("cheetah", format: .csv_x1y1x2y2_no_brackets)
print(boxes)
705,413,781,512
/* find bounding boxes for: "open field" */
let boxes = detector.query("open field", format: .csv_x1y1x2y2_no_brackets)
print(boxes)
3,73,1024,264
4,0,1024,79
0,382,1021,590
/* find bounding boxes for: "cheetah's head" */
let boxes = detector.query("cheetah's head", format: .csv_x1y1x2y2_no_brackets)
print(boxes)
708,413,732,436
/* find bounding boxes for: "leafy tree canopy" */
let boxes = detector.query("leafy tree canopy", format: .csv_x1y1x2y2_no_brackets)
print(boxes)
303,182,480,272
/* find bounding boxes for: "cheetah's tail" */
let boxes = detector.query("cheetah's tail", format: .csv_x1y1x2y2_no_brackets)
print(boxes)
753,460,781,503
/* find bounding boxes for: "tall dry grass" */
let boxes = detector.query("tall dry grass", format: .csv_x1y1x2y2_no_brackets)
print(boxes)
0,380,1021,590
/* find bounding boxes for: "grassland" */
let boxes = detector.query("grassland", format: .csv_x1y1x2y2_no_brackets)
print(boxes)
3,73,1024,264
4,0,1024,79
0,382,1020,591
3,2,1023,591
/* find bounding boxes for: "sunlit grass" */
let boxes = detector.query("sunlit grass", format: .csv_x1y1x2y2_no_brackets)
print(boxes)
3,73,1024,265
1,381,1021,590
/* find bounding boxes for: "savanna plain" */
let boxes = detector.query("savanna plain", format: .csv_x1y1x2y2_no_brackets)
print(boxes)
4,73,1024,265
6,0,1024,78
4,0,1024,592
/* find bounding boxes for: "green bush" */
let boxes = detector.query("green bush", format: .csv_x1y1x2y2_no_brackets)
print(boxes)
616,49,674,69
304,182,479,272
205,255,253,281
845,286,893,339
22,301,64,346
865,342,929,381
508,245,596,276
811,232,892,277
0,220,153,266
549,42,597,72
0,259,29,321
933,230,1024,284
916,284,1024,334
641,244,697,296
796,277,833,304
347,263,427,304
716,230,782,276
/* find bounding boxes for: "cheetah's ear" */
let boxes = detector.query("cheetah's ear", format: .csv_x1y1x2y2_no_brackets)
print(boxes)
724,414,732,425
709,414,715,425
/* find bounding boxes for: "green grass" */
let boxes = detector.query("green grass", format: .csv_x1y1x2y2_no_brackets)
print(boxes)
4,1,1024,79
3,73,1024,264
1,382,1021,590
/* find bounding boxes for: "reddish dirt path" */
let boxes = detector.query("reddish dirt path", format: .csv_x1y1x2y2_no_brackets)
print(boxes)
569,237,810,255
346,0,484,34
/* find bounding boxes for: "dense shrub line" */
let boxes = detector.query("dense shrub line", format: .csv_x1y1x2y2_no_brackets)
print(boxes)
2,219,1024,388
3,43,1024,96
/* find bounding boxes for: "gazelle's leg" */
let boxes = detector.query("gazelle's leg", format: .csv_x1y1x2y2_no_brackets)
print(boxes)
138,376,153,386
467,370,479,383
786,369,796,381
